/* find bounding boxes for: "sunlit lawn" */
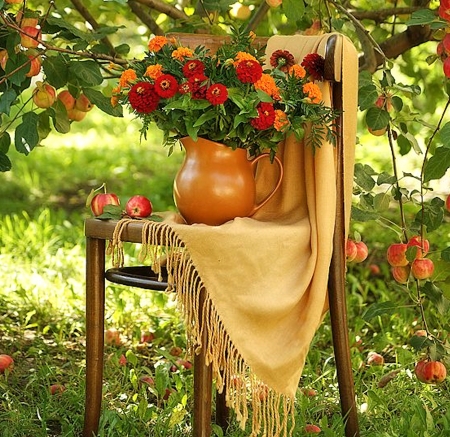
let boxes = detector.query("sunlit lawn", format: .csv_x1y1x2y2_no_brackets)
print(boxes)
1,112,450,436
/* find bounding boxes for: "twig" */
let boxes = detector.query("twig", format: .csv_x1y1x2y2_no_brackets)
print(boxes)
132,0,187,21
246,2,270,32
128,1,164,36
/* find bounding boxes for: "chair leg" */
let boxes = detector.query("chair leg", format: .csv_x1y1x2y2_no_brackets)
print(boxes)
193,288,213,437
83,237,106,437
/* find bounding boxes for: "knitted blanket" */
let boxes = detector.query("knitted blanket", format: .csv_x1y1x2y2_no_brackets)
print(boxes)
110,33,358,437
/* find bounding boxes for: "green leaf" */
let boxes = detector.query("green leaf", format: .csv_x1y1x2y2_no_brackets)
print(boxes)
351,206,379,222
439,122,450,146
362,301,398,321
69,60,103,86
423,146,450,182
354,163,376,191
422,282,450,315
14,112,39,155
193,111,218,128
37,112,52,140
377,172,396,185
358,84,377,111
0,89,17,116
0,152,12,172
45,17,97,42
83,88,123,117
283,0,305,22
373,193,391,211
441,247,450,262
50,100,71,134
406,9,437,26
4,52,29,86
409,335,432,352
365,107,390,130
43,56,69,89
0,132,11,154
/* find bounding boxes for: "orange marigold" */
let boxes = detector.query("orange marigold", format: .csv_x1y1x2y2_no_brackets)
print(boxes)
303,82,322,104
274,109,289,131
119,69,137,88
233,51,258,66
144,64,163,80
148,36,168,52
288,64,306,79
172,47,194,61
254,73,280,100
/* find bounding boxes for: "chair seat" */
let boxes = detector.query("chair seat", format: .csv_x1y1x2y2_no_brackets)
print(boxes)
105,266,169,290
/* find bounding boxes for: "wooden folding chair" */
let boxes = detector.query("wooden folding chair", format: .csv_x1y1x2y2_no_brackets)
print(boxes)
82,33,360,437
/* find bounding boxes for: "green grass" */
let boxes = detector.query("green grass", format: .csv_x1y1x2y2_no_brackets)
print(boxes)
1,114,450,436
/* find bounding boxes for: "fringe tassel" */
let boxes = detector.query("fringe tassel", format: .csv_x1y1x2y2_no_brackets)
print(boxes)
109,218,295,437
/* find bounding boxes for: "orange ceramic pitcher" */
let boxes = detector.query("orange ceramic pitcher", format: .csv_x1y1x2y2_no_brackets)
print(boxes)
173,137,284,226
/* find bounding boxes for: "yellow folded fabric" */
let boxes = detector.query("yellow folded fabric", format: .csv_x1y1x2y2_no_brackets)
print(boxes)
110,33,358,437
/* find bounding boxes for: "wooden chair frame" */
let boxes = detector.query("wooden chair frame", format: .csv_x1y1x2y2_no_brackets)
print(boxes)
82,34,360,437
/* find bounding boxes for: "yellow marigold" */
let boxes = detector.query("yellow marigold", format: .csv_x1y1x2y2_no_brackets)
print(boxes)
233,51,258,66
144,64,163,80
119,69,137,88
274,109,289,131
288,64,306,79
148,36,168,52
172,47,194,61
303,82,322,104
254,73,280,100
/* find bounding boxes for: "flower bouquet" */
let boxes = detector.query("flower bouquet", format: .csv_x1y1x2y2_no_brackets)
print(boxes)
111,27,338,159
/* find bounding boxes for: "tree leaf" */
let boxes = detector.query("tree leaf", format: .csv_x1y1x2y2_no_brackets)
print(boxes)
365,107,390,130
439,122,450,146
362,301,398,321
69,60,103,86
283,0,305,22
14,112,39,155
0,152,12,172
354,163,376,191
0,89,17,116
358,84,377,111
43,56,69,89
0,132,11,154
351,206,379,222
83,88,123,117
406,9,437,26
423,146,450,182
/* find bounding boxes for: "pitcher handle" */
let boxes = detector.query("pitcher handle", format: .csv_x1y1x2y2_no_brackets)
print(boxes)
249,154,284,215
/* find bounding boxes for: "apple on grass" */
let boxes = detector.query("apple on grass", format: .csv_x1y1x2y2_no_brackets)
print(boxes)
0,354,14,373
367,351,384,366
49,384,65,395
415,360,447,384
125,195,153,218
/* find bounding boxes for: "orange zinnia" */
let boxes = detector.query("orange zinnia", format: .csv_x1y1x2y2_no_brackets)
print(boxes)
254,73,280,100
172,47,194,61
119,69,137,88
288,64,306,79
233,51,258,66
303,82,322,103
274,110,289,131
148,36,168,52
144,64,163,80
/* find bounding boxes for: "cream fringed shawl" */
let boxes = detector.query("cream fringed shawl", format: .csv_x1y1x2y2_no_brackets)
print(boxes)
109,34,358,436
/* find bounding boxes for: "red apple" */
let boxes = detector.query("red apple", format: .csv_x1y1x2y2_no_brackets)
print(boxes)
443,33,450,54
414,329,427,338
304,424,321,433
140,331,155,343
411,258,434,280
176,359,193,370
17,12,39,28
91,193,120,216
444,57,450,78
5,0,23,4
67,107,87,122
391,265,410,284
446,194,450,212
368,126,387,136
75,93,94,112
407,235,429,258
369,264,380,276
415,360,447,384
20,26,41,49
265,0,282,7
57,90,76,111
0,354,14,373
125,195,152,218
0,50,8,70
346,239,357,262
140,375,155,386
104,328,122,346
118,354,127,366
170,346,183,357
353,241,368,263
49,384,65,395
33,82,57,108
25,55,41,77
301,388,317,397
386,243,408,267
367,351,384,366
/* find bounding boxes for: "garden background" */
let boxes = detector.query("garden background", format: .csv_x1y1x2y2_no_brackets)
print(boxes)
1,0,450,436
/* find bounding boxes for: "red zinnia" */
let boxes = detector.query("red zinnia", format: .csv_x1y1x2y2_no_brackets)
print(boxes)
128,81,160,113
270,49,295,72
154,74,178,98
179,82,192,94
206,83,228,105
183,60,206,78
236,60,263,84
250,102,275,130
189,74,208,99
301,53,325,81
